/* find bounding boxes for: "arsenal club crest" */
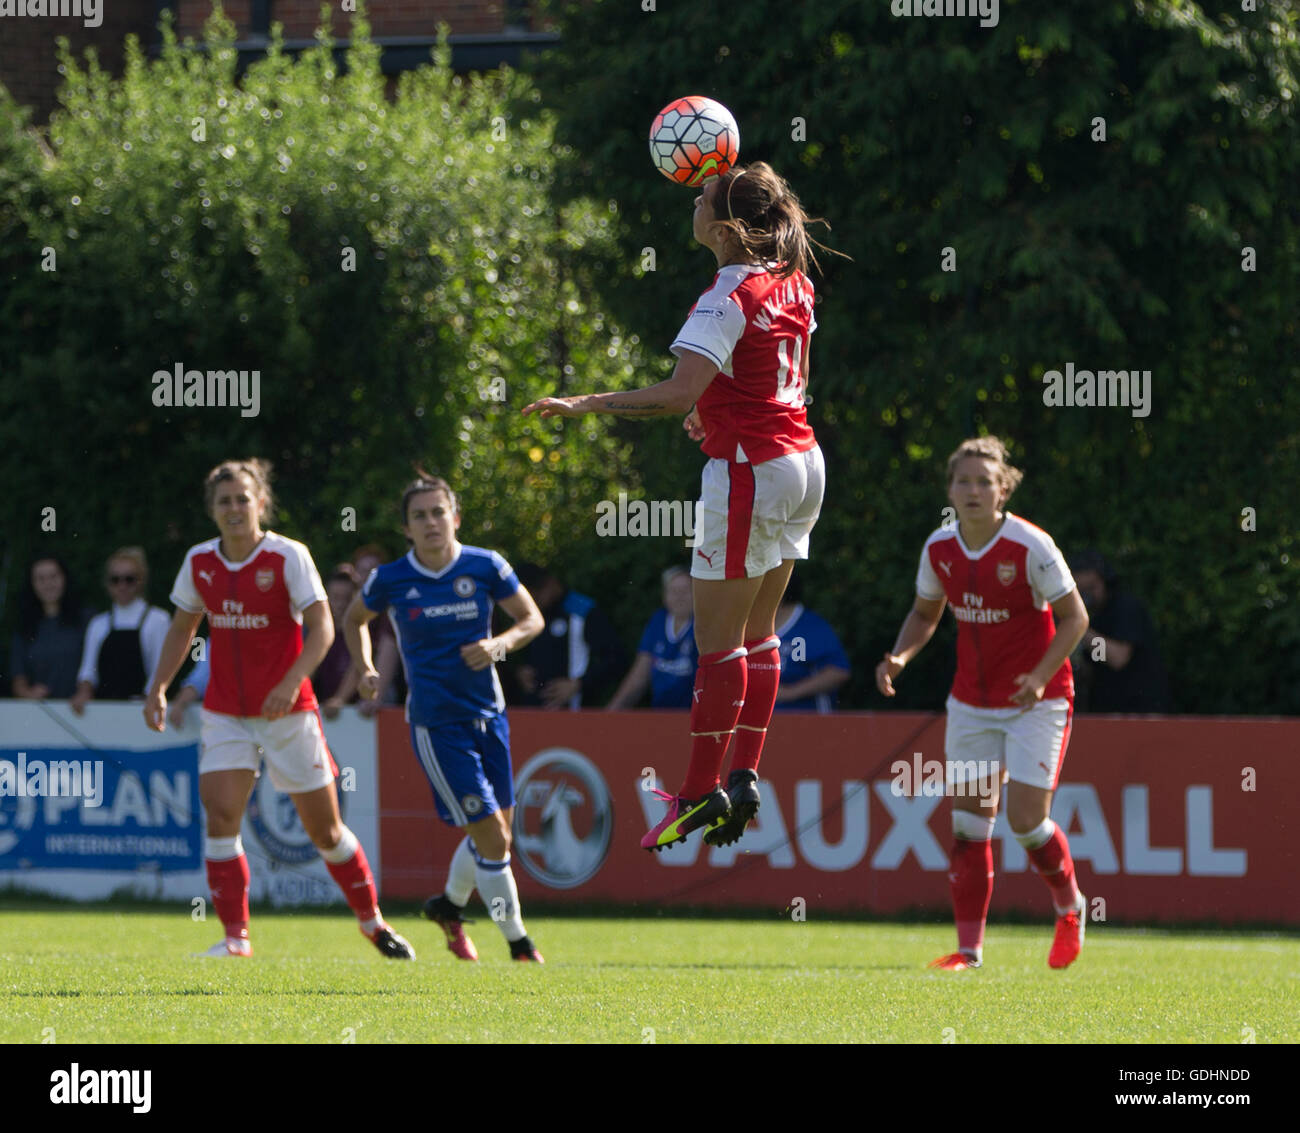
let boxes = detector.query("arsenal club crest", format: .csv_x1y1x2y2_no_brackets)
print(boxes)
996,560,1016,586
255,568,275,592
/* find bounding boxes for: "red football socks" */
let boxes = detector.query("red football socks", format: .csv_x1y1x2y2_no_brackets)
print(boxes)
324,843,381,924
949,838,994,957
206,853,250,940
732,636,781,774
679,647,748,798
1026,823,1083,914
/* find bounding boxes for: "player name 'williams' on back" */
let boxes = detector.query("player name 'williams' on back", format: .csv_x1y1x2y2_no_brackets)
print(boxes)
751,276,815,332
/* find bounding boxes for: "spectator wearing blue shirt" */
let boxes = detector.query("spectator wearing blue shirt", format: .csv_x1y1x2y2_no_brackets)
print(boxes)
608,566,698,709
773,573,850,713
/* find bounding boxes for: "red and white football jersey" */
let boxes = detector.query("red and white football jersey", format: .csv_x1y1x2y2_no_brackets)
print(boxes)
170,532,327,717
671,264,818,465
916,514,1076,708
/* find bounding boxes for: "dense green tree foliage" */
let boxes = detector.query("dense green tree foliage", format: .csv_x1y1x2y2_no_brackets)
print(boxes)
2,2,1296,712
530,0,1299,712
0,9,648,681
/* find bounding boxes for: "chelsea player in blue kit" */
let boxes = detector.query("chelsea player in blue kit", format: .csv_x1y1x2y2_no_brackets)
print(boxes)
344,473,546,962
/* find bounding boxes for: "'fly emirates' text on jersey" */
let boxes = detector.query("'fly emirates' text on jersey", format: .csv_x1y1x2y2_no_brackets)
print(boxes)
170,532,327,717
916,514,1076,708
671,264,818,465
362,546,520,728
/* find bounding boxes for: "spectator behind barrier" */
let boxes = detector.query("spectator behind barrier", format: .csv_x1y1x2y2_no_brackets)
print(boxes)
1069,550,1170,713
10,554,91,699
316,565,362,718
507,562,626,709
773,571,850,713
71,547,170,714
352,543,404,716
607,565,698,709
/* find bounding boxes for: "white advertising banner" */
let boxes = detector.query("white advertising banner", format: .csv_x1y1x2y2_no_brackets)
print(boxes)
0,702,379,907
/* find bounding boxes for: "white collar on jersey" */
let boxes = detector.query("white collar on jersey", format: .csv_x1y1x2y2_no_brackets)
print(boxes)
211,531,272,570
405,547,463,579
954,514,1012,560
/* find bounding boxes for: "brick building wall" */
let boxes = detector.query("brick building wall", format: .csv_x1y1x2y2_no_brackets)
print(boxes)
0,0,157,121
173,1,523,39
2,1,543,122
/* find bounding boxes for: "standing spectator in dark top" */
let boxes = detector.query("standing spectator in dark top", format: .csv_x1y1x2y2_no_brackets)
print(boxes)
608,566,698,709
507,563,626,709
772,572,851,713
71,547,170,713
10,555,90,699
315,565,362,718
1070,550,1170,712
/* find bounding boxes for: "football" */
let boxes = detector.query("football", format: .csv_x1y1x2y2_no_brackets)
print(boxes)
649,96,740,187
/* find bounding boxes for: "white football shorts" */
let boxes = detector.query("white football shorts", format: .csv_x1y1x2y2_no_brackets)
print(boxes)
690,444,825,580
199,708,337,794
944,695,1073,792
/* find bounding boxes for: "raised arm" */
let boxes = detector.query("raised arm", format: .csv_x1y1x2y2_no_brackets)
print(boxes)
521,350,719,419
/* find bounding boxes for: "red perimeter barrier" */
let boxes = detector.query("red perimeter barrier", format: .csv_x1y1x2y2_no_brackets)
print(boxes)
376,709,1299,925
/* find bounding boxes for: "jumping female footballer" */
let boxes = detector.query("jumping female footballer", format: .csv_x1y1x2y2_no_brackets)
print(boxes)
524,162,837,852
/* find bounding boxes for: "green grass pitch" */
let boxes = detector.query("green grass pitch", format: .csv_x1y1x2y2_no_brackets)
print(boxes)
1,903,1295,1044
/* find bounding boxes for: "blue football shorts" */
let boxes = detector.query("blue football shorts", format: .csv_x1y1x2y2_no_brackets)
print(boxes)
408,714,514,827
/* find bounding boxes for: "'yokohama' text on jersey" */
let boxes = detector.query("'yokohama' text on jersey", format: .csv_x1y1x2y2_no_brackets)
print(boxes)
362,546,520,727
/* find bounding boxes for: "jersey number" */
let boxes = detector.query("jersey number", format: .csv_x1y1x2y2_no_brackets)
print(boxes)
775,338,805,406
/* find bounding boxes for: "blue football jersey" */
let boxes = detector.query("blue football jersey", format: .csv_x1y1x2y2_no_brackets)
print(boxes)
775,604,850,713
637,608,697,708
362,546,520,726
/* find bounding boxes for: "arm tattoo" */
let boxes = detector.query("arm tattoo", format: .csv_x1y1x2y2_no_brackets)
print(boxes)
603,402,667,416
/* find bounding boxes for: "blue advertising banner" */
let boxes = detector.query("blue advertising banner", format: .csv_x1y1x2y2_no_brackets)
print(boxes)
0,745,201,871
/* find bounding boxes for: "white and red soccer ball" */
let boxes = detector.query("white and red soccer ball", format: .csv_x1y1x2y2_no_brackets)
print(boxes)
649,96,740,187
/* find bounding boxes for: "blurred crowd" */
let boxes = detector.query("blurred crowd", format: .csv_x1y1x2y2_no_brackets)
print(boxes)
4,543,1167,715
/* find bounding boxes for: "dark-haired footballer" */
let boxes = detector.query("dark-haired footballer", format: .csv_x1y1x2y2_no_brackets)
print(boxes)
344,472,546,963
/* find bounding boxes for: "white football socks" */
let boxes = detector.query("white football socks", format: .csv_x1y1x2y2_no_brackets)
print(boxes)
473,855,527,943
446,836,477,907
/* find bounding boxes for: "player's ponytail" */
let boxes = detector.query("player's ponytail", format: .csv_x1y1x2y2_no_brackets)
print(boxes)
714,162,848,280
204,458,275,520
